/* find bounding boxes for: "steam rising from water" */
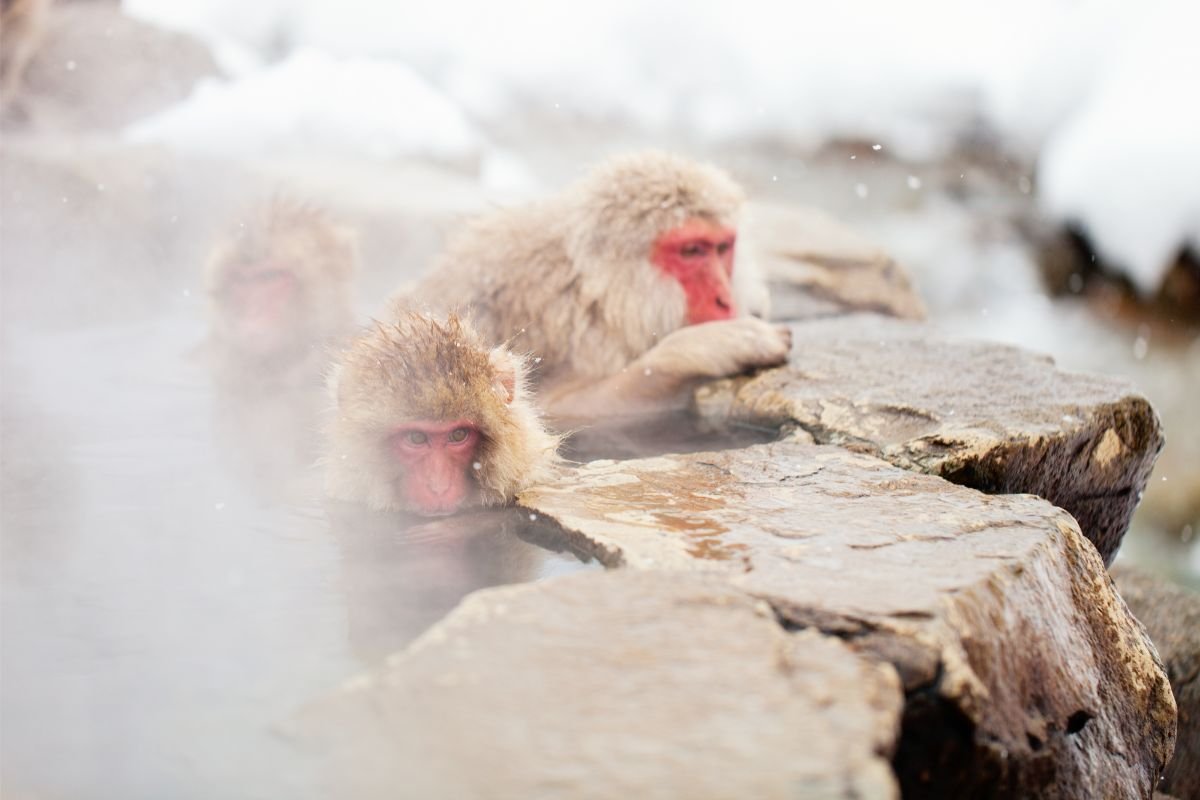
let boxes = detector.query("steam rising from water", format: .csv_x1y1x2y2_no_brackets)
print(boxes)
0,181,593,795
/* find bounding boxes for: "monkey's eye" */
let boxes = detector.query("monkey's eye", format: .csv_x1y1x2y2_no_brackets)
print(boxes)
448,427,471,444
405,431,429,445
679,242,709,258
716,241,733,256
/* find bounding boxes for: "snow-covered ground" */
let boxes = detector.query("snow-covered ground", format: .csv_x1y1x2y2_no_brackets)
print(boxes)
126,49,479,162
122,0,1200,293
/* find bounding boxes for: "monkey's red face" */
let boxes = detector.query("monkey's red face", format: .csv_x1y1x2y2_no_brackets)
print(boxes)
389,420,482,515
651,219,737,324
219,260,301,350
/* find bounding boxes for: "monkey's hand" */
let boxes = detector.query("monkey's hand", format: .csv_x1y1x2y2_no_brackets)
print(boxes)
542,320,791,421
639,318,792,383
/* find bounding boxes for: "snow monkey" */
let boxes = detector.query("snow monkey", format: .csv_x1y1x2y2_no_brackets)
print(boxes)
324,313,560,516
391,150,791,420
0,0,52,110
204,196,358,387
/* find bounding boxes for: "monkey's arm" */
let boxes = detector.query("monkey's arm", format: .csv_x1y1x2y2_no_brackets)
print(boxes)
542,318,792,421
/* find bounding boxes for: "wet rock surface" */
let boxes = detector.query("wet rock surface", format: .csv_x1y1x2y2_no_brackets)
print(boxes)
694,313,1163,564
518,441,1176,799
1112,565,1200,799
292,570,903,800
747,201,926,322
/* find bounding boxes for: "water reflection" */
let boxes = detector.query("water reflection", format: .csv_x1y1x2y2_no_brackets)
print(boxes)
562,413,777,462
331,507,594,662
210,371,328,503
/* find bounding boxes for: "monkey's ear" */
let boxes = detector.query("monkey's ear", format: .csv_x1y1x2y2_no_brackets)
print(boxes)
488,347,518,405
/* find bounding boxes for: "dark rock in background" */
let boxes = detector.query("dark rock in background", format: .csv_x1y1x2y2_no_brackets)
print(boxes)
1113,564,1200,799
5,1,219,133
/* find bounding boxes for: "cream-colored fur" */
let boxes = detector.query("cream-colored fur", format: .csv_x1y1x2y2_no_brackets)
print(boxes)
389,151,788,417
324,313,560,512
204,196,358,388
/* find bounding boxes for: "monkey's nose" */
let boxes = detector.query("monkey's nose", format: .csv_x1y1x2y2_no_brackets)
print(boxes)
425,470,452,496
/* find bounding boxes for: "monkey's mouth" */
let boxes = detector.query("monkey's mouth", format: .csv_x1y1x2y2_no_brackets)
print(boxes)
224,267,300,330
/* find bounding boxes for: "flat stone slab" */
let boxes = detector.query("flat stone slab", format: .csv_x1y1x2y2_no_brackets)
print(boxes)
291,571,903,800
745,202,926,322
694,314,1163,563
519,441,1176,798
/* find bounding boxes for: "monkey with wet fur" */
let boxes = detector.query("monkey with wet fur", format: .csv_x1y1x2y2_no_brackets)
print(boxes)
324,313,560,516
204,196,358,389
391,151,791,421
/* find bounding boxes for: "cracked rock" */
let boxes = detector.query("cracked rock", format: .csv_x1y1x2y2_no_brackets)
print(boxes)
694,314,1163,564
290,571,903,800
519,441,1176,799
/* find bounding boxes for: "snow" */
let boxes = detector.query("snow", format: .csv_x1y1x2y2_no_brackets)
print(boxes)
1034,4,1200,295
122,0,1200,292
126,49,480,162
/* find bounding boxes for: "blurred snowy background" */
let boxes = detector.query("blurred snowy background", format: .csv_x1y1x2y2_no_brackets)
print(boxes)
122,0,1200,301
2,2,1197,797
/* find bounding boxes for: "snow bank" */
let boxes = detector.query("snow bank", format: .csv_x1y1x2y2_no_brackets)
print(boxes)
123,0,1200,292
125,0,1044,159
125,49,480,163
1035,5,1200,295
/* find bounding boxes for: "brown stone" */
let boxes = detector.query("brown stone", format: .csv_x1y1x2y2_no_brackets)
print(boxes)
9,2,219,133
746,202,926,322
519,441,1176,798
1113,565,1200,799
292,570,904,800
694,314,1163,563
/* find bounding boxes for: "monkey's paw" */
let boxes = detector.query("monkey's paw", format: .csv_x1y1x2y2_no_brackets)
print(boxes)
648,317,793,380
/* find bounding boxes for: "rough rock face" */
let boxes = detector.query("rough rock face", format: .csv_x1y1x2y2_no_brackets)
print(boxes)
694,314,1163,564
1112,565,1200,799
9,2,219,133
746,202,926,322
518,441,1176,799
293,571,904,800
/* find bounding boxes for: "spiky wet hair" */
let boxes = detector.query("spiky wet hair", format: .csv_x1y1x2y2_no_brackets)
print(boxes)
325,313,560,511
335,314,510,427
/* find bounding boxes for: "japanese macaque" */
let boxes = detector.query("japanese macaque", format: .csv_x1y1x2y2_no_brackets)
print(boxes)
0,0,51,111
204,196,357,388
390,151,791,421
203,197,359,499
324,313,559,516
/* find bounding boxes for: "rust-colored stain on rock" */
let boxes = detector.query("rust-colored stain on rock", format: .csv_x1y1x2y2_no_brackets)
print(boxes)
576,464,751,564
